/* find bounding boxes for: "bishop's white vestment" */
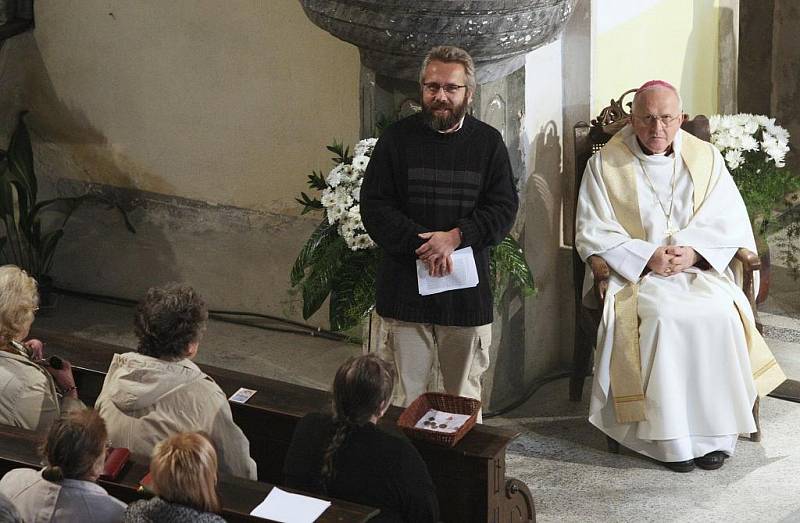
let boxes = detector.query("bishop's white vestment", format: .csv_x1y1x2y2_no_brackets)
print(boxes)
575,125,785,462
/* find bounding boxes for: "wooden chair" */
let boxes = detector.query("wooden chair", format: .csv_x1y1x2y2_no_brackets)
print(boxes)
569,89,762,445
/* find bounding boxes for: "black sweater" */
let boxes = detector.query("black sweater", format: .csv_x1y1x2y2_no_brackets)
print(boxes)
360,113,518,326
283,413,439,523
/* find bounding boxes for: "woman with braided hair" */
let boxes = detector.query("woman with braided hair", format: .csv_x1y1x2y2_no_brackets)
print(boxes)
283,354,438,522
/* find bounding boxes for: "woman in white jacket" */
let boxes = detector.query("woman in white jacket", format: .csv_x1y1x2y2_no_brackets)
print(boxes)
0,265,83,431
95,284,257,480
0,408,126,522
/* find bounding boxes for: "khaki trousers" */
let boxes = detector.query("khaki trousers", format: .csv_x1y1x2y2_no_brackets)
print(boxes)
376,316,492,419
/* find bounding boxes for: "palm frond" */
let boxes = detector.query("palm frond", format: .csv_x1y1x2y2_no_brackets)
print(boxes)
329,250,379,331
290,220,336,287
490,235,536,306
300,236,348,319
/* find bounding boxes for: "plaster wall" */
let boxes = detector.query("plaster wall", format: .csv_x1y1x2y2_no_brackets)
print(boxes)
15,0,360,213
0,1,362,324
523,40,567,381
592,0,721,116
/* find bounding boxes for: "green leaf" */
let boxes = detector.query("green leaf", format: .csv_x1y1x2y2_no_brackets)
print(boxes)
290,220,336,287
5,112,36,221
329,250,379,331
325,140,351,165
37,229,64,278
307,170,327,191
300,236,347,319
490,235,536,306
295,192,323,214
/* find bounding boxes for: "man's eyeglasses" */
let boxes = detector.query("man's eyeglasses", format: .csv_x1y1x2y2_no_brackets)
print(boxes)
632,114,682,126
422,82,467,95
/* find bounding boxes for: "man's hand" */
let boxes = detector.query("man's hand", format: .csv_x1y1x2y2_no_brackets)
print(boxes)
665,245,699,274
423,254,454,277
416,228,461,276
647,246,675,276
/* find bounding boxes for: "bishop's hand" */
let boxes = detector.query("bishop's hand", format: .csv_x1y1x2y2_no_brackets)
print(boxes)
665,245,698,274
647,246,676,276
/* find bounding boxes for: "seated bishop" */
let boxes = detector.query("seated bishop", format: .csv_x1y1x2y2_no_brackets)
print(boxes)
575,80,786,472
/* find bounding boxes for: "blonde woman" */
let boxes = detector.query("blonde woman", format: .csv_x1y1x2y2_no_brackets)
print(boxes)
0,265,82,431
123,432,224,523
0,409,127,522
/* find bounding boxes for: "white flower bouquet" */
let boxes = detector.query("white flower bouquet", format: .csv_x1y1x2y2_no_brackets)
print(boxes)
710,113,789,169
318,138,377,251
710,113,800,276
291,137,535,332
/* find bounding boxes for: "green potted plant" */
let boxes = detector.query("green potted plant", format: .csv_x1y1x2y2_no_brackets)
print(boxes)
0,111,135,306
291,138,535,333
710,113,800,301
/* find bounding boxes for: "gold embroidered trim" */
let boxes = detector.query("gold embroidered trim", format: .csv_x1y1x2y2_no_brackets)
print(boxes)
614,394,646,403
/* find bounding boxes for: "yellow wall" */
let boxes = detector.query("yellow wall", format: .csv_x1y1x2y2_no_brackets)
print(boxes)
23,0,360,213
592,0,720,117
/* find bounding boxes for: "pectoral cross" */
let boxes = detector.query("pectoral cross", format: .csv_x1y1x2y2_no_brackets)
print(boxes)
664,219,679,238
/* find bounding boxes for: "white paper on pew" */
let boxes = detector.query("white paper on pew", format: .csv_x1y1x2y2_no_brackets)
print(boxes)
250,487,331,523
416,246,479,296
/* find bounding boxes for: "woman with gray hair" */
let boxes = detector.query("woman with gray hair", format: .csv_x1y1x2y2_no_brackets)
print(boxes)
0,265,82,431
95,283,256,480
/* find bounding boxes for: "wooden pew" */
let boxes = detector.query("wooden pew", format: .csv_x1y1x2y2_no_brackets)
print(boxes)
32,328,536,523
0,423,378,523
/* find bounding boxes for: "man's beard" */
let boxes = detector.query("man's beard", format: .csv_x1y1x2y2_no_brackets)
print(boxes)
422,98,469,131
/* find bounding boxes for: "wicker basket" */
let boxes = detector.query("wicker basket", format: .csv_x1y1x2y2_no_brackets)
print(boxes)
397,392,481,447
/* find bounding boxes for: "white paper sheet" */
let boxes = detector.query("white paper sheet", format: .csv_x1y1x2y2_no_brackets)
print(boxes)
250,487,331,523
413,408,471,434
416,246,479,296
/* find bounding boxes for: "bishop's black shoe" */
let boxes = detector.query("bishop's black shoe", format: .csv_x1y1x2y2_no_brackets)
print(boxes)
664,459,695,473
695,451,726,470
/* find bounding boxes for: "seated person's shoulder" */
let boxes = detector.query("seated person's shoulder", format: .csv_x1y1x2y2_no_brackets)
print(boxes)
0,354,47,382
0,468,41,499
0,357,51,404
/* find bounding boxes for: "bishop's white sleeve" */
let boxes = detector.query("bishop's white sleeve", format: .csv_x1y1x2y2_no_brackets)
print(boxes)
600,239,658,283
576,155,657,283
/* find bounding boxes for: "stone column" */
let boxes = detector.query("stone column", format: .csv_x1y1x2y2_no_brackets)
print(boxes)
739,0,799,169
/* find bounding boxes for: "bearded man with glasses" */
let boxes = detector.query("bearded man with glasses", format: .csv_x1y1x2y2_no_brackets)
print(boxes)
361,46,518,419
575,80,785,472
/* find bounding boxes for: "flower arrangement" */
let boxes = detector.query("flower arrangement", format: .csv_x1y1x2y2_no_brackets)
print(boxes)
291,138,535,332
710,113,800,277
318,138,376,251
